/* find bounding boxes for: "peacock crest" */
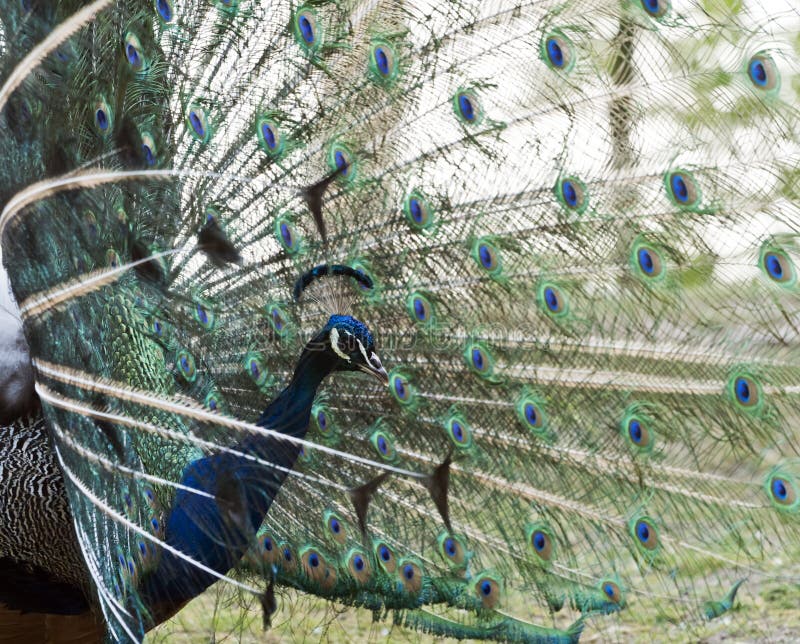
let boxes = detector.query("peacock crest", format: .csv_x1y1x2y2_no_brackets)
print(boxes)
0,0,799,641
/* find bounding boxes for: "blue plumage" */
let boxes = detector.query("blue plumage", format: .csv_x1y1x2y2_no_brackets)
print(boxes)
2,0,800,642
141,314,385,619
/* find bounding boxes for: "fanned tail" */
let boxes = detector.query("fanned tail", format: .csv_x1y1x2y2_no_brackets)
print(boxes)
2,0,800,641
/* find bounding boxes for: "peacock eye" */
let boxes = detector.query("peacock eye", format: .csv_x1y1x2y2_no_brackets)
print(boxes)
516,393,548,437
141,133,157,166
187,105,211,142
257,116,285,157
640,0,669,18
176,349,197,382
767,471,798,511
94,99,113,134
542,32,574,72
474,241,500,273
761,249,794,284
295,9,318,48
262,123,277,148
474,575,502,608
556,176,587,213
370,41,397,82
155,0,173,22
602,580,622,603
275,217,300,254
748,53,779,91
731,374,761,409
337,331,358,354
633,517,659,551
334,150,349,174
454,91,481,124
124,33,145,70
628,419,645,444
665,170,700,208
539,283,567,317
631,242,665,280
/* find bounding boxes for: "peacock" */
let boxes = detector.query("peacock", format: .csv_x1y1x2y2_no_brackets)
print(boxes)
1,0,800,641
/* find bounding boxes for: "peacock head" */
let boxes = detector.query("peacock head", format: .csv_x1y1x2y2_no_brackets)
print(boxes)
318,314,388,384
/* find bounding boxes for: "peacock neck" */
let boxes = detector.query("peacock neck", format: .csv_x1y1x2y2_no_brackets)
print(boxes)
255,344,337,440
141,343,338,622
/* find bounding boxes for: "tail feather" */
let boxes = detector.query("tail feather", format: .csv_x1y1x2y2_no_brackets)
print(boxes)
2,0,800,641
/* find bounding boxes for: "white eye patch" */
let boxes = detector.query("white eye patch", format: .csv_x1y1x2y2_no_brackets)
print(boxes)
357,339,370,364
329,327,351,361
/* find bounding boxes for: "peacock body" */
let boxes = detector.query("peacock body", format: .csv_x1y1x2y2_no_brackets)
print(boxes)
1,0,800,641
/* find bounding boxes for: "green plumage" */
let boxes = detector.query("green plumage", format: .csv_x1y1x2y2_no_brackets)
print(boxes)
1,0,800,641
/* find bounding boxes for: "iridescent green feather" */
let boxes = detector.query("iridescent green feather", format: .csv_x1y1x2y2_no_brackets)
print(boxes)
2,0,800,642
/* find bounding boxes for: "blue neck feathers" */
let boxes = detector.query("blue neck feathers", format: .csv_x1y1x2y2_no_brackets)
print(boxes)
256,343,337,442
140,343,338,624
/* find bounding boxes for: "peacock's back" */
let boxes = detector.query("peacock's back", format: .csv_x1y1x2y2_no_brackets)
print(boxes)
1,0,800,641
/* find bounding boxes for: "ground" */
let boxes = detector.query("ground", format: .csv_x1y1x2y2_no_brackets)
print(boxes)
147,579,800,643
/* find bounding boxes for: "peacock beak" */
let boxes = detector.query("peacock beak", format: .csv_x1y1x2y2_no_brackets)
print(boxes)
359,352,389,385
